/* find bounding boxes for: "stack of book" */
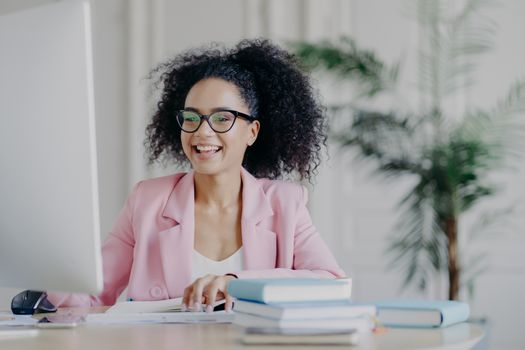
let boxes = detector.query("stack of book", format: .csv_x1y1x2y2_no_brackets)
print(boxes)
228,278,377,345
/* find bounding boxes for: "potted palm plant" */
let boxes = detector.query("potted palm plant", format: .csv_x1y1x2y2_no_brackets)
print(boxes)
293,0,525,300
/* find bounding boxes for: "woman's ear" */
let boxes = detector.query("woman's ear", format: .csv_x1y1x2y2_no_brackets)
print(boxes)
247,120,260,146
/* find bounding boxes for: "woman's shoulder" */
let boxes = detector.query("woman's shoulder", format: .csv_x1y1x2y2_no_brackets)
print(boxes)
256,177,308,204
130,172,188,201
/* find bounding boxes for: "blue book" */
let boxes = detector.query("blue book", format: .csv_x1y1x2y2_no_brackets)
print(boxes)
227,279,352,304
373,300,470,328
234,299,376,320
233,312,374,332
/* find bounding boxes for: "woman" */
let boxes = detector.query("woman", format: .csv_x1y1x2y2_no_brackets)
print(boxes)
48,39,345,312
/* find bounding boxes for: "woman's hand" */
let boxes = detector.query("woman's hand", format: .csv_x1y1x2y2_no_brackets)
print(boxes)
182,274,236,312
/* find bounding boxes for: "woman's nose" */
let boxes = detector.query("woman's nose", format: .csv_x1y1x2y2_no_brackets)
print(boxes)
194,118,215,136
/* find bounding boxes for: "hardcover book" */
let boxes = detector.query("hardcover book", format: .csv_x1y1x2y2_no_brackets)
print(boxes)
233,312,374,332
227,278,352,303
373,300,470,328
234,299,376,320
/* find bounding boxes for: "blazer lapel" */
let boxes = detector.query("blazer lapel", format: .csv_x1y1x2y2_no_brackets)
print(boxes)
157,168,277,297
158,171,195,298
240,168,277,270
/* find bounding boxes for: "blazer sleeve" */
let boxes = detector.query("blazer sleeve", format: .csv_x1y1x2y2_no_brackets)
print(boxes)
234,186,346,279
47,183,140,307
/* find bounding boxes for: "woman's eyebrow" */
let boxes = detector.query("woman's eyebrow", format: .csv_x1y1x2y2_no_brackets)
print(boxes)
184,106,233,113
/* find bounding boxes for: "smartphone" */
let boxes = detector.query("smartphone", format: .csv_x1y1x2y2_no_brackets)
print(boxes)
36,315,84,329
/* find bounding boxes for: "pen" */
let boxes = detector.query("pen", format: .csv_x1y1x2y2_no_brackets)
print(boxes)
0,316,15,321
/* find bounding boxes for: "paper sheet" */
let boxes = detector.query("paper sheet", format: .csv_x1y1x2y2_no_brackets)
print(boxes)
85,310,235,325
106,297,184,314
0,312,38,326
106,297,226,314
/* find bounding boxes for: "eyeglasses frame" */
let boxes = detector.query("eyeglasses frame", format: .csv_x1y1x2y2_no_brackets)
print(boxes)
176,109,257,133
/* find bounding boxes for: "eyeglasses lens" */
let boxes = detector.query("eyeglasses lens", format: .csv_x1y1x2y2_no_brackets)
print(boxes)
177,111,235,133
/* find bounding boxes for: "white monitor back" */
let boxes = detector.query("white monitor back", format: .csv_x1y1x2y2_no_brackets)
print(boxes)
0,1,103,294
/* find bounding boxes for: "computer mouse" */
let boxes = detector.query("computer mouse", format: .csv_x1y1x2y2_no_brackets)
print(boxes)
11,290,57,315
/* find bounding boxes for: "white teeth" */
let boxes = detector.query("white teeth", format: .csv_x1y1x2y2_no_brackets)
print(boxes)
195,145,220,152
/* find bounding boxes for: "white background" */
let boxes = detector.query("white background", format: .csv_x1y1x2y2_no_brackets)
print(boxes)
0,1,523,348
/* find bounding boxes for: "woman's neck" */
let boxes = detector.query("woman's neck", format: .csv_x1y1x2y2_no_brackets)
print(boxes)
193,170,242,209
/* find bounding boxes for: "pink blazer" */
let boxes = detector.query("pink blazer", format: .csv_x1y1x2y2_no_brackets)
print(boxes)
48,168,345,307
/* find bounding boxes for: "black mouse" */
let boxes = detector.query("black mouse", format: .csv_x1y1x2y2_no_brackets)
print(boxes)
11,290,57,315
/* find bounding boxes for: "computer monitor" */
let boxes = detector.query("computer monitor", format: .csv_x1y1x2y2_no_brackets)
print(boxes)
0,1,103,295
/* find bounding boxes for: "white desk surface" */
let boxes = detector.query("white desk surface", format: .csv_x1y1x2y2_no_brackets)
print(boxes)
1,308,484,350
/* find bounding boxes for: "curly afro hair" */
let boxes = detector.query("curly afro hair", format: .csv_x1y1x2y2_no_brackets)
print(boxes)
145,38,327,182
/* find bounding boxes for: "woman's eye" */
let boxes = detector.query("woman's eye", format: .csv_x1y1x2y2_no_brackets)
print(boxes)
212,113,234,123
184,116,200,122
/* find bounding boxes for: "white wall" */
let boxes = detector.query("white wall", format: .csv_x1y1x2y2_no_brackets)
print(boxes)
1,1,523,348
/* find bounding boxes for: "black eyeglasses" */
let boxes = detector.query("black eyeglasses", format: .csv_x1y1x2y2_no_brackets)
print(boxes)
176,109,257,133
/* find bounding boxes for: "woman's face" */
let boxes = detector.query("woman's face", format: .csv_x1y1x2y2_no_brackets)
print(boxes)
181,78,260,176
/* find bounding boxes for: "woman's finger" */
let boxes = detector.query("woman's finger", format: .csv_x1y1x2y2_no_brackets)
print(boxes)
181,285,192,311
189,275,213,311
224,294,234,313
204,281,221,312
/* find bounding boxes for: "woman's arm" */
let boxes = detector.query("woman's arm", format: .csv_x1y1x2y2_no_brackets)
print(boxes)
235,185,345,279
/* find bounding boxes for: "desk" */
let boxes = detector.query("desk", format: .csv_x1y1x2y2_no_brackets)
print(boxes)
1,308,484,350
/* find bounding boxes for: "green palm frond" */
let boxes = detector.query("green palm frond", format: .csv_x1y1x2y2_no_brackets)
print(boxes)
485,79,525,159
435,136,497,212
290,37,398,97
387,190,447,291
333,109,424,177
416,0,497,106
466,205,517,241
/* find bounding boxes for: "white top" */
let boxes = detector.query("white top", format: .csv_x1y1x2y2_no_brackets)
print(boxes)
190,247,244,282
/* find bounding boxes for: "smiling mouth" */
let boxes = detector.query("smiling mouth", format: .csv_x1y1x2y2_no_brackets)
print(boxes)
193,145,223,154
